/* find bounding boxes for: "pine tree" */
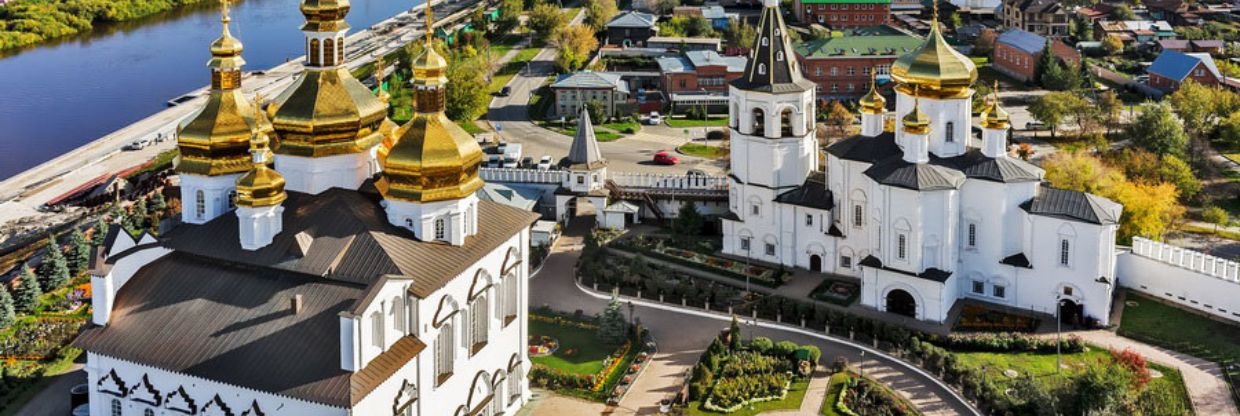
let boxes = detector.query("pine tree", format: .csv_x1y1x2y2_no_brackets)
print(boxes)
1034,40,1057,87
149,192,167,213
91,217,110,246
672,202,704,239
37,235,70,291
0,286,15,328
66,228,91,276
13,268,41,314
597,289,629,345
729,315,742,350
124,199,148,233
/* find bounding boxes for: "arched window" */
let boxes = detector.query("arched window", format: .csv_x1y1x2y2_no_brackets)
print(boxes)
945,122,955,142
780,108,794,136
730,103,739,128
508,362,523,403
761,37,769,46
751,108,765,136
853,204,863,228
776,51,784,61
967,223,977,248
464,205,473,235
470,295,489,353
337,37,345,63
309,39,320,66
227,190,237,208
324,38,336,66
392,296,405,333
897,234,908,259
435,218,446,241
195,190,205,219
111,399,121,416
436,320,455,383
505,272,519,323
1060,239,1071,266
495,373,506,411
758,63,767,75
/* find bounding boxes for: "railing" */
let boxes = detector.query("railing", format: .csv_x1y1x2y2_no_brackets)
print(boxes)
609,172,728,190
480,168,565,184
1131,237,1240,282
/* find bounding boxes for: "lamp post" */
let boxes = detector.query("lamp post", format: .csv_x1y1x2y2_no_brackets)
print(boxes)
700,88,709,145
627,300,635,327
1055,295,1064,373
859,350,866,378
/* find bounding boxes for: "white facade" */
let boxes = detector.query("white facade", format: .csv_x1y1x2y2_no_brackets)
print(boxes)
384,194,480,246
236,204,285,250
275,149,376,195
1119,238,1240,323
180,173,241,224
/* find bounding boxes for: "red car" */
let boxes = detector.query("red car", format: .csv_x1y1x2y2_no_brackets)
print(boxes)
652,151,679,165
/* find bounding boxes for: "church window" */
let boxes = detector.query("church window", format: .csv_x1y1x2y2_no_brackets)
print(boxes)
508,363,523,403
993,285,1007,298
577,175,585,184
145,409,155,416
309,39,320,65
852,205,863,228
195,190,205,219
967,223,977,248
752,108,765,135
111,399,121,416
776,51,784,61
840,255,852,269
505,272,519,323
435,321,455,384
740,237,750,251
945,122,955,142
972,281,985,294
751,204,760,216
324,38,336,66
371,311,384,348
337,37,345,63
470,295,489,354
780,109,794,136
435,218,446,241
761,37,769,46
764,243,776,256
758,63,767,75
227,190,237,208
1059,239,1071,266
897,234,908,260
392,296,406,334
805,214,813,226
405,218,414,228
1063,286,1074,296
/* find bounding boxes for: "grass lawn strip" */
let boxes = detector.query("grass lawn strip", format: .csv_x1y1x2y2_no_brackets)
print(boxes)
676,144,727,159
820,373,851,416
529,319,613,375
687,379,810,416
1119,290,1240,405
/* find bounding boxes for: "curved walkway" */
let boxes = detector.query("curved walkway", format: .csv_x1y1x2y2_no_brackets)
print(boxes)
528,218,978,415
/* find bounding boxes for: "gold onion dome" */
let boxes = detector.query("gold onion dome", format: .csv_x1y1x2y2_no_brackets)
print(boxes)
235,129,288,208
858,71,886,114
903,96,932,135
982,81,1010,129
209,2,243,63
300,0,351,31
177,0,273,177
891,0,977,97
377,13,483,203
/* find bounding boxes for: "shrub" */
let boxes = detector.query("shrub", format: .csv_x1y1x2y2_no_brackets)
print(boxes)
750,337,774,353
796,345,822,364
772,340,798,357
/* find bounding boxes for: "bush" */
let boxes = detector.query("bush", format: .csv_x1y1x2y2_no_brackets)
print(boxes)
796,345,822,364
771,340,798,357
750,337,774,354
938,332,1084,354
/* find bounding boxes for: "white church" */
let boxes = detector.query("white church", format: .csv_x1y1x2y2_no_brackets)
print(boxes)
721,0,1122,325
75,2,536,415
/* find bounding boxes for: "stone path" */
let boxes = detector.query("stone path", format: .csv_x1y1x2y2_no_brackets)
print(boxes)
767,368,831,415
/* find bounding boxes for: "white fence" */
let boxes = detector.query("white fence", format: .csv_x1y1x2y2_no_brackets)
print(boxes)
609,172,728,190
1118,237,1240,323
480,168,564,184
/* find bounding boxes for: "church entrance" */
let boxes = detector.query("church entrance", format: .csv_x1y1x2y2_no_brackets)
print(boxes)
885,289,916,318
563,196,600,228
1059,299,1083,327
809,254,822,272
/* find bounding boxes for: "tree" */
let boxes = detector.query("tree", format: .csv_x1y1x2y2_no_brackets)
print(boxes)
91,217,110,246
597,289,629,344
1069,14,1093,41
1034,40,1057,87
1126,102,1188,157
553,24,599,72
528,3,567,42
685,16,714,37
728,316,742,350
949,11,963,29
973,30,997,56
724,19,756,49
1203,205,1231,235
1028,92,1070,138
1047,151,1186,242
583,0,618,32
1114,4,1137,20
1103,34,1124,55
497,0,523,33
826,101,853,140
12,268,41,314
584,100,606,123
654,0,680,15
445,50,491,122
149,191,167,213
1071,361,1134,415
37,235,70,291
1109,149,1201,200
0,287,14,328
1170,80,1225,144
469,8,490,37
124,198,149,233
1218,111,1240,150
673,202,705,238
1044,151,1125,195
1097,90,1123,136
66,228,91,276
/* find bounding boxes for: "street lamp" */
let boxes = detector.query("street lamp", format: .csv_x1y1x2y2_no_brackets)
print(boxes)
1054,294,1065,373
700,88,709,145
859,350,866,378
627,300,635,327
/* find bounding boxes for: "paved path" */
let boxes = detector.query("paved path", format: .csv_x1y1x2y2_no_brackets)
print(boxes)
12,363,85,416
529,217,976,415
767,368,831,415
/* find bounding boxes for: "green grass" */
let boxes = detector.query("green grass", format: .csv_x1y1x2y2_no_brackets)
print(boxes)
1176,223,1240,241
676,144,727,159
686,379,811,416
1226,152,1240,165
489,46,542,93
544,123,624,141
529,319,616,375
602,120,641,134
0,347,83,416
1120,290,1240,371
820,373,851,416
461,119,487,135
666,115,729,128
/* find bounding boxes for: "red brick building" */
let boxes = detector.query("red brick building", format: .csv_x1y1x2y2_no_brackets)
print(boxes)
656,51,747,95
1147,50,1222,92
792,0,891,28
992,29,1081,82
792,27,923,99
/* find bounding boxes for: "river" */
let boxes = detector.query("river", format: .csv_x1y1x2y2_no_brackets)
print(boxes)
0,0,420,180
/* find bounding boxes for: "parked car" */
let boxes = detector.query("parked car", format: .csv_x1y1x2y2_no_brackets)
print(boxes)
520,156,534,169
123,139,151,151
537,155,554,170
646,112,663,125
503,157,519,169
497,86,512,97
652,151,679,165
686,168,707,176
1025,121,1047,130
487,154,503,167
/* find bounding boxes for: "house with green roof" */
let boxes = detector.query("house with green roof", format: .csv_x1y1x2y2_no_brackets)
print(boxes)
793,28,923,99
793,0,891,28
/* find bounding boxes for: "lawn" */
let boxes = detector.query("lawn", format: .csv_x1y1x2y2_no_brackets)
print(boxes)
676,144,727,159
820,373,850,416
1177,223,1240,241
461,119,487,135
529,319,616,375
602,120,641,134
666,115,729,128
686,379,811,416
489,47,543,94
1120,290,1240,377
546,124,624,142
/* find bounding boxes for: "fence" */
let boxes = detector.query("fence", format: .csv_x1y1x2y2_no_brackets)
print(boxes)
1118,238,1240,324
1130,237,1240,282
609,172,728,190
480,168,564,184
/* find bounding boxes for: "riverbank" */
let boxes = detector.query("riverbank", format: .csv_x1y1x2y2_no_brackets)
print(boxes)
0,0,219,52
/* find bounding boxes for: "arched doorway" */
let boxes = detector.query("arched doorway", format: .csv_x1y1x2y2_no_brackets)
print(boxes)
809,254,822,272
886,289,916,318
1059,299,1083,327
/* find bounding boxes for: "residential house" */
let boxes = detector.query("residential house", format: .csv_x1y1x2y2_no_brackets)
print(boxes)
1144,0,1194,24
1157,39,1225,55
647,36,723,51
1075,4,1115,23
792,0,891,28
672,5,733,29
1147,50,1222,92
656,50,747,95
890,0,924,14
550,71,631,119
605,11,659,47
793,26,924,99
1094,20,1177,46
993,29,1082,82
1000,0,1069,37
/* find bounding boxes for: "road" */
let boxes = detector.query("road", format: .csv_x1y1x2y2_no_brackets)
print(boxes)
484,10,727,176
526,215,978,415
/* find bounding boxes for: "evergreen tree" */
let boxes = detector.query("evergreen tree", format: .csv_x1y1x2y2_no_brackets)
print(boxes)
597,289,630,345
66,228,91,276
729,315,742,350
91,217,110,246
13,268,41,314
0,286,14,328
149,191,167,213
672,202,704,238
1034,40,1057,87
37,235,70,291
124,199,149,233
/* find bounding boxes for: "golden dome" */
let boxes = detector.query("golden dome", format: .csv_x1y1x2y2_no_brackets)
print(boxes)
412,9,447,87
300,0,351,32
235,131,287,208
269,67,388,157
859,71,886,115
903,97,931,135
891,1,977,98
982,82,1010,129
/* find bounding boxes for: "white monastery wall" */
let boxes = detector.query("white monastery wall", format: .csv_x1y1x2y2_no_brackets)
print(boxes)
1119,237,1240,323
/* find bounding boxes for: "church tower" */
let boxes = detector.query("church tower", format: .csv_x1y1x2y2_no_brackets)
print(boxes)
560,106,608,194
376,14,484,246
980,81,1011,158
270,0,390,194
234,118,287,251
890,0,977,157
858,71,886,137
177,0,274,224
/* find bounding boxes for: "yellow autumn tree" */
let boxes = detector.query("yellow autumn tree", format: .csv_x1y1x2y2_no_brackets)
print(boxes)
1043,150,1184,243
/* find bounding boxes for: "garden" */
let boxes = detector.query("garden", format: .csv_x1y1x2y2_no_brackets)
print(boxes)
609,234,787,288
527,296,653,405
808,278,860,307
820,369,921,416
1118,290,1240,406
951,303,1041,333
682,320,819,415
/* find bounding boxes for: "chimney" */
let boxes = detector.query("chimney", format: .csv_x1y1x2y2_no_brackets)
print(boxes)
292,294,304,314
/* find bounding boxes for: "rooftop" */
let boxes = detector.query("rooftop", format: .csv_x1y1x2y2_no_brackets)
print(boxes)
795,31,923,59
656,50,747,73
551,71,630,94
606,11,658,28
1148,50,1220,81
997,29,1045,54
1022,186,1122,225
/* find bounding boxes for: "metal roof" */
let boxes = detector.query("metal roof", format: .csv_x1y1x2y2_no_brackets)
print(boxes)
551,71,630,94
863,157,968,191
562,106,607,170
1021,186,1122,225
775,174,835,210
1148,50,1220,82
657,51,746,73
606,11,657,28
476,183,542,211
731,2,816,93
997,29,1045,55
828,133,1043,184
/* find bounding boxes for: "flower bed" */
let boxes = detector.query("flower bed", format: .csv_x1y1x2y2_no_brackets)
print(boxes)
0,318,84,359
829,372,921,416
952,304,1041,333
685,334,816,415
528,311,649,403
809,278,860,307
704,376,791,412
609,236,786,288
